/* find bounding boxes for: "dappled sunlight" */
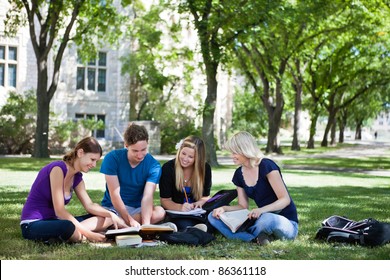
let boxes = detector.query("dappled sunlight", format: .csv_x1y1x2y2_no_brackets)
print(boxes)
284,171,389,188
281,156,390,170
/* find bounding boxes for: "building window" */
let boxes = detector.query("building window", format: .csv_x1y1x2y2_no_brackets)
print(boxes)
75,113,106,138
0,64,4,86
96,114,106,138
76,52,107,92
76,67,85,90
0,45,17,87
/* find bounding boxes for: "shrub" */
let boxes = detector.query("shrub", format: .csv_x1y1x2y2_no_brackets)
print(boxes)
0,90,36,154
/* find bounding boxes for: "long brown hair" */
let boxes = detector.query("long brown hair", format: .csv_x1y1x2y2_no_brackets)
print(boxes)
174,136,206,201
63,137,102,167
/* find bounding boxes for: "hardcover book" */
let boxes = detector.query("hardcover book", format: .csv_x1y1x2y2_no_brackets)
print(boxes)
115,234,142,247
105,224,174,239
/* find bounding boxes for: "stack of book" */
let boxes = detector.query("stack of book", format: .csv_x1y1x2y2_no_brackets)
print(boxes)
105,224,175,247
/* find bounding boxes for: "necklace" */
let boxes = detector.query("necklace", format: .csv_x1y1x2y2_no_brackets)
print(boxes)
183,168,192,184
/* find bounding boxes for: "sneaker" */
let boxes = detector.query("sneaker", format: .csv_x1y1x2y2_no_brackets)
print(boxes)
192,223,208,232
255,233,273,246
159,222,178,232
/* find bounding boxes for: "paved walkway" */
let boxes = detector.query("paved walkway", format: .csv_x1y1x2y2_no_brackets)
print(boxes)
271,140,390,177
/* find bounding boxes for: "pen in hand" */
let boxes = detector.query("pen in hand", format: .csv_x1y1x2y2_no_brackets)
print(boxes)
183,186,189,204
182,187,194,211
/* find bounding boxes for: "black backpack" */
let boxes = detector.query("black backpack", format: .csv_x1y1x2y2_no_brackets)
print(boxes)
202,189,238,213
157,227,215,246
315,215,390,247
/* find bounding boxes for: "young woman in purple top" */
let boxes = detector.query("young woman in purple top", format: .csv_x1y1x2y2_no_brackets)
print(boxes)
20,137,126,244
208,131,298,245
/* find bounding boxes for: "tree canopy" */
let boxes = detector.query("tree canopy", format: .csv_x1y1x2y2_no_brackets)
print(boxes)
4,0,130,157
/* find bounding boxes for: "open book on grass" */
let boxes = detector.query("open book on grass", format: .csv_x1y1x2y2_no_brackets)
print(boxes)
105,224,174,239
220,209,256,233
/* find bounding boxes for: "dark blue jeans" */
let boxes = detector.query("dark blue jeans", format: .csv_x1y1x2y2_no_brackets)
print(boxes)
20,214,92,244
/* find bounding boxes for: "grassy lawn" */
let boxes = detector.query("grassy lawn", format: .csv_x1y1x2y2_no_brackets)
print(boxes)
281,157,390,171
1,148,389,260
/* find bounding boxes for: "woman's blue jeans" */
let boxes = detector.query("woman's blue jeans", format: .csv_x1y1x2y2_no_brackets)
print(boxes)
20,214,92,244
208,212,298,242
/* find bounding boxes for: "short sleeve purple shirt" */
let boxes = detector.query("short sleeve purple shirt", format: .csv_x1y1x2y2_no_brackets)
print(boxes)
20,161,83,222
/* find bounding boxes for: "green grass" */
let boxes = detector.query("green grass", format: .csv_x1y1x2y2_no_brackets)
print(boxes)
281,157,390,170
1,150,389,260
0,157,100,171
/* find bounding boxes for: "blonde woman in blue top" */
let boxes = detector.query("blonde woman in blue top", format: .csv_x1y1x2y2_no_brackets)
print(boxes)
208,131,298,245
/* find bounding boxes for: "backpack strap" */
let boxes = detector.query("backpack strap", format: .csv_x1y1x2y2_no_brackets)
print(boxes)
327,231,350,242
327,231,363,244
359,232,366,245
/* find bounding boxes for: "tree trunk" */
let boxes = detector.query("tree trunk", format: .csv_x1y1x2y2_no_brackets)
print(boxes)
321,121,330,147
291,82,302,151
33,58,50,158
202,67,219,167
264,98,284,154
290,59,304,151
129,75,139,121
338,111,347,143
330,117,337,145
307,109,319,149
355,122,362,139
265,76,284,154
266,110,282,154
321,109,337,147
338,122,345,143
189,0,220,167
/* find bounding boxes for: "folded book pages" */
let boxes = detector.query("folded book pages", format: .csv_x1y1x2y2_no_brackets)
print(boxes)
115,234,142,247
166,208,206,216
220,209,255,233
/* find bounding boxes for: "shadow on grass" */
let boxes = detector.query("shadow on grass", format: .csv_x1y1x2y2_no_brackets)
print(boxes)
1,185,389,260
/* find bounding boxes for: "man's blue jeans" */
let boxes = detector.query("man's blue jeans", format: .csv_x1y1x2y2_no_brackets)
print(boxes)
208,212,298,242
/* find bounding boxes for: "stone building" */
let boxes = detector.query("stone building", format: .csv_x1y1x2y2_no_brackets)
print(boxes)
0,0,235,154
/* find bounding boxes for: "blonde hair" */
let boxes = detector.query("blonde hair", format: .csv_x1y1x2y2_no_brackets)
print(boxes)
224,131,263,168
174,136,206,201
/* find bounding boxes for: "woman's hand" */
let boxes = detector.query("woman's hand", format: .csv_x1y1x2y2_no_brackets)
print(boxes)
192,201,203,208
248,208,262,219
181,202,195,211
85,231,106,243
212,207,225,218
